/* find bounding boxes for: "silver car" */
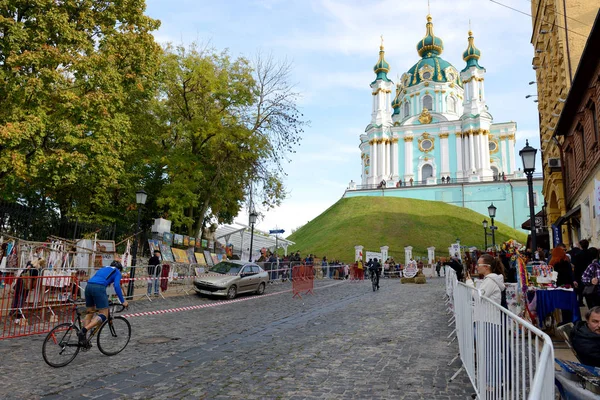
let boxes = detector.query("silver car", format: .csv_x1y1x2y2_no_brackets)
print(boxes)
193,260,269,299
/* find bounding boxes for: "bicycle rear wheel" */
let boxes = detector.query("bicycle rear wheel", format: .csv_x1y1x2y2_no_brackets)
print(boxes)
42,323,80,367
371,275,377,291
97,316,131,356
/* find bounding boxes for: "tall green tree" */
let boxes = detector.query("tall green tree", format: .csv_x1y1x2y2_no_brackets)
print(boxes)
149,44,305,236
0,0,161,222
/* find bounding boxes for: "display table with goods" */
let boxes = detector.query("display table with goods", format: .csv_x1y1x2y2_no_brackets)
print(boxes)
555,359,600,399
498,240,580,328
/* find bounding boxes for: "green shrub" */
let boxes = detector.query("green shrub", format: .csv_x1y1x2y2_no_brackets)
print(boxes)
414,277,427,284
401,277,415,284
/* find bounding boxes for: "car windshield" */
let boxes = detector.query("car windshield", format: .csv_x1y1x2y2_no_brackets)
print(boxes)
211,262,242,275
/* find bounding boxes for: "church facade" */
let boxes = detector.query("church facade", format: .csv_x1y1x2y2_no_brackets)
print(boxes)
361,15,518,186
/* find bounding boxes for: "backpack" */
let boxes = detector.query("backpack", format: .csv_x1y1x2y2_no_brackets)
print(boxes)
492,278,509,309
500,289,508,309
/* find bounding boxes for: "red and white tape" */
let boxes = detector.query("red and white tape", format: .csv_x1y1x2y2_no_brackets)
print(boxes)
121,281,345,319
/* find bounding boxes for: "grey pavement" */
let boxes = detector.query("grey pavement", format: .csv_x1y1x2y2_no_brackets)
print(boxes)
0,277,474,399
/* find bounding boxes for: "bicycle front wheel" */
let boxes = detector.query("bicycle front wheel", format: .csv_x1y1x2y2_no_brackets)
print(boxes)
42,323,80,368
97,316,131,356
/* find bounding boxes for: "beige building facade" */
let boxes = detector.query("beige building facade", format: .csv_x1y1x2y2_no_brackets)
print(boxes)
555,11,600,248
530,0,598,246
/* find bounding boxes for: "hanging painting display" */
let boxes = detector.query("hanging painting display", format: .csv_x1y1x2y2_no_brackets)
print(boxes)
186,248,197,264
159,243,174,262
195,252,207,265
163,232,173,245
174,234,184,245
171,248,188,263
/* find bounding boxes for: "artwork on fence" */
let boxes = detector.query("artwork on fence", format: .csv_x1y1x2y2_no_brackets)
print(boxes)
204,250,214,267
211,253,219,265
186,248,197,264
183,236,190,246
174,234,184,245
163,232,173,245
159,244,174,262
148,240,161,254
189,237,196,248
195,252,207,265
171,248,188,264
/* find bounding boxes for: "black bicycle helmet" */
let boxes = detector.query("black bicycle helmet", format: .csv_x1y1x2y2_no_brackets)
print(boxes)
110,260,124,271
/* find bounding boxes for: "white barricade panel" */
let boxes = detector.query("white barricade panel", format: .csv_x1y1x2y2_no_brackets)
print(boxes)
447,273,554,400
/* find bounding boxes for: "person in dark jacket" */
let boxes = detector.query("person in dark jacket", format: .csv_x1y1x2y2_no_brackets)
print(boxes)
570,306,600,367
147,250,162,297
444,256,464,281
549,246,575,287
573,240,595,306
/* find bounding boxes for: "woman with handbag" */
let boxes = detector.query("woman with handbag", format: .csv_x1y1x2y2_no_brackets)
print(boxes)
581,248,600,308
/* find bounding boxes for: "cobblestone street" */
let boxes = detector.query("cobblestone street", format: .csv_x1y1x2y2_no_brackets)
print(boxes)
0,278,474,399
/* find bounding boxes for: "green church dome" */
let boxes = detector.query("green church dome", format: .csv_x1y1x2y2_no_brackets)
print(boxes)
391,83,402,114
404,15,461,88
416,15,444,57
462,30,484,71
372,43,391,83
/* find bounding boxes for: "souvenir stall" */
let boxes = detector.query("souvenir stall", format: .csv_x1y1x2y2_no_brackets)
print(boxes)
502,239,580,329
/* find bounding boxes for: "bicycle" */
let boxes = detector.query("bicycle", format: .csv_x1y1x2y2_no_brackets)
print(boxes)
42,301,131,368
370,269,380,291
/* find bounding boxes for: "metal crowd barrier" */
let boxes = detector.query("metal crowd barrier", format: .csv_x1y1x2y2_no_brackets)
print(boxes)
0,274,78,340
446,269,555,399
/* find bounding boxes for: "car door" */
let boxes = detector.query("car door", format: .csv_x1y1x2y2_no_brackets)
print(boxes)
238,265,254,293
249,265,261,291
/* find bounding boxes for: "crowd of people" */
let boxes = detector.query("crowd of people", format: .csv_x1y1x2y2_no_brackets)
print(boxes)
449,241,600,368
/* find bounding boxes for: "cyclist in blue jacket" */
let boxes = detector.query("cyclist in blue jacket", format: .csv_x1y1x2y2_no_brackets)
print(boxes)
79,261,129,344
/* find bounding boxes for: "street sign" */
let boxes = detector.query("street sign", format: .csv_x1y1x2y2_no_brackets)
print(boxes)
269,229,285,234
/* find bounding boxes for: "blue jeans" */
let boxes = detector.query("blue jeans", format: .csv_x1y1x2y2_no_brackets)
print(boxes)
147,276,160,295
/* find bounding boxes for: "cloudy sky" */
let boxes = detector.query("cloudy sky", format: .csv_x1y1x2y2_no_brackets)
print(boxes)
146,0,542,237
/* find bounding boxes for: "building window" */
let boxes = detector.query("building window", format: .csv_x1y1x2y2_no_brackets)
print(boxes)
592,103,599,142
526,191,538,207
423,95,433,111
423,71,431,80
578,125,586,163
448,96,456,113
404,102,410,118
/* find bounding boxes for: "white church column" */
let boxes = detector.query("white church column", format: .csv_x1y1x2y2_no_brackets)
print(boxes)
508,133,516,174
482,131,491,170
440,133,450,176
473,132,481,172
391,138,399,180
500,135,507,173
383,139,390,181
371,138,379,184
468,132,476,175
463,133,470,174
455,132,463,178
404,136,414,181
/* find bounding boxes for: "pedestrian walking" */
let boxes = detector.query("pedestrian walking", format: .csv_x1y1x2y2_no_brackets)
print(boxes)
147,250,162,297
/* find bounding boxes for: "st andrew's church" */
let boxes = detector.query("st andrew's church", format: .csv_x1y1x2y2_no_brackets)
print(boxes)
360,15,517,186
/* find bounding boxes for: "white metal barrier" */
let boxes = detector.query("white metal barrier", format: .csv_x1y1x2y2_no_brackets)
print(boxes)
448,277,554,399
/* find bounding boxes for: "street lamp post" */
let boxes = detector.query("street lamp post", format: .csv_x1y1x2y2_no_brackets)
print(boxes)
482,219,488,250
248,210,258,262
520,140,538,255
127,189,148,298
487,203,497,249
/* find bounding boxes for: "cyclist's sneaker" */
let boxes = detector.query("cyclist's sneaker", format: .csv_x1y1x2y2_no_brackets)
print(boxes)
78,330,87,345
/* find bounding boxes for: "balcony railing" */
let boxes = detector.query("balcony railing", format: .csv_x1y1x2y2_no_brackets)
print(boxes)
349,172,543,191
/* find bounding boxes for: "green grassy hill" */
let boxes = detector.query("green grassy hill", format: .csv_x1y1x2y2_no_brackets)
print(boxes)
286,197,527,263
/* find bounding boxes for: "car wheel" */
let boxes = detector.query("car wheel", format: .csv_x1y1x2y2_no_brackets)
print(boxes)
256,282,266,295
226,285,237,300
